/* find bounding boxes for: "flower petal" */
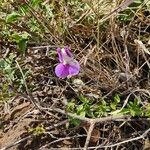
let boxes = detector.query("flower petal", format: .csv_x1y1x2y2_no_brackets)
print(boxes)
57,47,74,64
57,48,63,63
55,47,80,78
64,47,73,58
68,60,80,76
55,63,69,78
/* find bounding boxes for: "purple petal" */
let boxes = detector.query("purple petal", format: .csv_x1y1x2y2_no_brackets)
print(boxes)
55,63,69,78
55,47,80,78
57,48,63,63
64,47,73,58
57,47,74,64
68,60,80,76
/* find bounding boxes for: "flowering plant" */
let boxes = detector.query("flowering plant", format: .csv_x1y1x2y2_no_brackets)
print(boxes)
55,47,80,78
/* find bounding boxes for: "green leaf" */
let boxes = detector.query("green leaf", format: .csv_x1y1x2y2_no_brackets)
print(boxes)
114,94,120,103
127,99,144,117
18,39,27,55
0,59,6,69
145,104,150,117
79,111,86,117
130,109,136,116
31,0,42,7
6,12,21,23
11,32,29,43
120,108,130,115
19,4,30,15
67,102,75,112
11,32,29,55
78,95,89,103
76,104,84,114
110,95,120,110
69,118,81,127
110,103,116,110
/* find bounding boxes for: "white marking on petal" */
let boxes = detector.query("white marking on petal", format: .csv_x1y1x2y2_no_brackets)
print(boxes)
63,60,67,65
61,48,66,54
60,48,74,64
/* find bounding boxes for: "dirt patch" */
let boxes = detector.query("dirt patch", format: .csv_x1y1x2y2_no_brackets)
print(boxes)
0,118,32,149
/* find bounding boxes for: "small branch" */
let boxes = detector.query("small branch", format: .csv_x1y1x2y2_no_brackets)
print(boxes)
88,128,150,149
99,0,134,23
1,135,32,150
15,60,44,113
29,45,57,50
42,107,130,124
83,120,95,150
44,107,130,149
0,120,68,150
40,135,87,149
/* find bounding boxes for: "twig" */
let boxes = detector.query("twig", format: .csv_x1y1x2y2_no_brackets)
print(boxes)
0,135,32,150
15,60,41,109
99,0,134,23
39,135,87,149
0,119,69,150
45,120,68,130
83,120,95,150
43,107,130,124
109,88,150,115
88,128,150,149
29,45,57,49
38,126,150,150
43,107,130,149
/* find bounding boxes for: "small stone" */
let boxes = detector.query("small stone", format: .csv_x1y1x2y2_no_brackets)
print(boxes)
73,79,85,87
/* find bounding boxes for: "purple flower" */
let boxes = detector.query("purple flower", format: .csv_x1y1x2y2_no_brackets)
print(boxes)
55,47,80,78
